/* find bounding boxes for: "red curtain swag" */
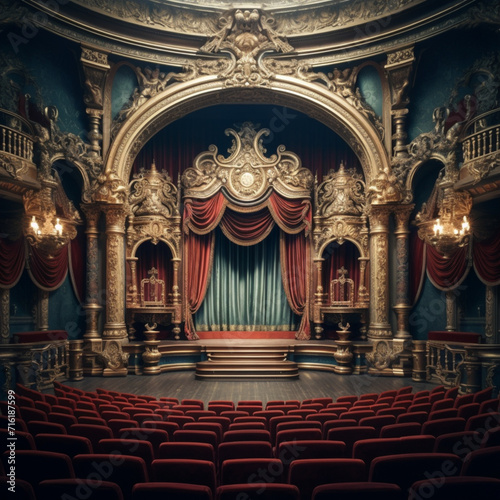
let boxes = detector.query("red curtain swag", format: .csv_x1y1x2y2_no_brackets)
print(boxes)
426,245,470,292
27,244,69,291
0,236,25,288
473,231,500,285
183,191,312,339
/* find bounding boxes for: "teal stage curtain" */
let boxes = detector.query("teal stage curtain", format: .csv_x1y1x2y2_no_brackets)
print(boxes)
195,227,298,331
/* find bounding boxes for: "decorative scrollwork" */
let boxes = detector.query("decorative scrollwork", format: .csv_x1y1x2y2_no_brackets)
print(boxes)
182,122,312,201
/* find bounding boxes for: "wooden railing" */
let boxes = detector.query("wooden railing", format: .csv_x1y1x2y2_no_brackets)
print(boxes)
462,108,500,162
422,340,500,394
0,340,71,395
0,109,34,162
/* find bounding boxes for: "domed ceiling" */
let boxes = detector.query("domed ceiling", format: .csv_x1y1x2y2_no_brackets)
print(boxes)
14,0,480,65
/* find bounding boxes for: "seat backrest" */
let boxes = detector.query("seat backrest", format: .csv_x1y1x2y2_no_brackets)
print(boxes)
369,453,462,491
409,476,500,500
275,428,323,448
288,458,366,500
421,417,466,437
325,426,377,456
3,450,75,487
222,429,271,443
216,483,300,500
173,429,218,447
218,440,273,468
158,441,215,462
461,445,500,479
311,482,403,500
73,454,148,500
39,479,124,500
220,458,284,485
151,459,216,493
379,422,421,438
132,482,212,500
35,433,93,456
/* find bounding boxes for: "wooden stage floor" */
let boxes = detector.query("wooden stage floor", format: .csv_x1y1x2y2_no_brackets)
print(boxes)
62,337,437,404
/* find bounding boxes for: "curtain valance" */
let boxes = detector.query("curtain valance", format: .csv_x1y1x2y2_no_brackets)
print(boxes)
184,191,311,238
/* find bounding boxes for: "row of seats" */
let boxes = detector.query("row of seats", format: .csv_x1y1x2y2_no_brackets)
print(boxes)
2,447,500,500
1,382,499,500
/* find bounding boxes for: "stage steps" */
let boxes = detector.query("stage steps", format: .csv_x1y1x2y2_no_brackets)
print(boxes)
196,345,299,379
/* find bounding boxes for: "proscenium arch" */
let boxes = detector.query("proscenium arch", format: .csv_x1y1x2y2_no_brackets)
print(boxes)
105,74,390,184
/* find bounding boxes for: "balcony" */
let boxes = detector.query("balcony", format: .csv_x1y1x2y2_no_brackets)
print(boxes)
458,107,500,201
0,108,39,199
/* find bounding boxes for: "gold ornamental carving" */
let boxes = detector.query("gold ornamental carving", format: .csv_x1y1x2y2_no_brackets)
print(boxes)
127,160,181,254
182,122,312,202
98,340,129,370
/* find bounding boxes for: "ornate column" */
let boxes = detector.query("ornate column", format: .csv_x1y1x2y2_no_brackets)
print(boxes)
485,286,498,344
393,204,414,339
80,45,109,158
0,289,9,343
37,290,49,331
368,205,393,339
81,205,103,342
313,257,326,339
102,204,128,342
385,47,415,158
445,291,458,332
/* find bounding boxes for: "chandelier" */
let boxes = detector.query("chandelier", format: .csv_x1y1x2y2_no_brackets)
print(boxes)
23,173,81,258
416,173,472,259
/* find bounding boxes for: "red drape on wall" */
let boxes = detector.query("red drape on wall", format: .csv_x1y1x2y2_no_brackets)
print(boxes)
473,231,500,285
136,241,173,303
323,242,361,303
0,236,26,288
0,237,25,288
27,245,69,291
426,245,470,291
183,192,312,339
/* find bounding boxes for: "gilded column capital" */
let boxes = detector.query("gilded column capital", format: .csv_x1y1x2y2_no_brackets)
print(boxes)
368,204,392,232
81,204,101,232
393,204,415,234
103,204,128,234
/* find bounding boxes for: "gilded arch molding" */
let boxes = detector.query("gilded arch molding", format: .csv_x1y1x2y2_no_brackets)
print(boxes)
105,74,390,185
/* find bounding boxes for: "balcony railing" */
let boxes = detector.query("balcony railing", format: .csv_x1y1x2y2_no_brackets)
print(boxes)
462,108,500,163
0,108,34,162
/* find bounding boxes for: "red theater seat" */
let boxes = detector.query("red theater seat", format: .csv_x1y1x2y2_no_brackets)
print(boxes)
410,476,500,500
39,479,124,500
461,445,500,479
35,433,93,456
288,458,366,500
216,483,299,500
151,459,216,493
158,442,215,462
369,453,461,491
132,482,212,500
220,458,284,485
312,482,403,500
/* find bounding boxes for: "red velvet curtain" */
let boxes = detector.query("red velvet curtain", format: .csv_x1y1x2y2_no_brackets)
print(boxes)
323,242,361,303
426,245,470,291
136,241,173,303
0,236,26,288
473,231,500,285
220,208,275,246
184,192,312,339
410,228,426,304
184,231,214,340
27,245,69,291
281,231,311,339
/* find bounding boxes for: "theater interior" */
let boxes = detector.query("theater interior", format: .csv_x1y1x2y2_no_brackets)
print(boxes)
1,0,500,498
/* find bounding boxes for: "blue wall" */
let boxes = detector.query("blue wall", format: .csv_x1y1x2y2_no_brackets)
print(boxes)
408,28,499,140
358,64,383,117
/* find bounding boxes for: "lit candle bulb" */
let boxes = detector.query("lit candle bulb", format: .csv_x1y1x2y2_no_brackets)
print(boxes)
54,218,63,236
30,216,39,233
